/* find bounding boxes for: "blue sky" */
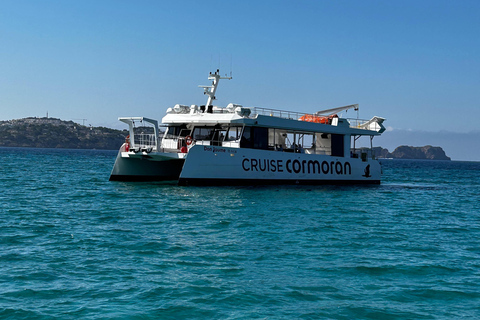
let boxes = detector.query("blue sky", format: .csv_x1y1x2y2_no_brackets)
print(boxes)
1,0,479,159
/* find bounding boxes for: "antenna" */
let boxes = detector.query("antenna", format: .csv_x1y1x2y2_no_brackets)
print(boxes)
198,69,232,108
74,119,88,126
209,54,234,77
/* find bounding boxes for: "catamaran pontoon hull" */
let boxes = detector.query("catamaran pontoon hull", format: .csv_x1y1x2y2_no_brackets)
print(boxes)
109,145,184,181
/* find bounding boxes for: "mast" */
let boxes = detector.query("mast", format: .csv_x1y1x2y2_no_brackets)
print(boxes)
199,69,232,108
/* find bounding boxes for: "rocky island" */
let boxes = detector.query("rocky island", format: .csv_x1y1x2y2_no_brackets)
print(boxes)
1,117,451,160
0,117,127,150
372,146,451,160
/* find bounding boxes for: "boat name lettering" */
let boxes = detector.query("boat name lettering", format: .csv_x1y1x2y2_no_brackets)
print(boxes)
242,158,351,175
242,158,284,172
203,146,237,154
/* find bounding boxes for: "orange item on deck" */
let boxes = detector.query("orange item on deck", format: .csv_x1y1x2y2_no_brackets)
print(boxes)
299,114,329,124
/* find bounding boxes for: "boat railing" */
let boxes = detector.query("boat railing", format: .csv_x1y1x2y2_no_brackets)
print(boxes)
132,133,157,150
347,118,383,131
250,107,306,120
119,117,161,152
250,107,380,131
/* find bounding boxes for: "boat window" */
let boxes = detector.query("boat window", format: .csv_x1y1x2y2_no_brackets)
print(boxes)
165,125,189,139
315,133,331,155
253,127,269,150
331,134,344,157
269,129,287,150
285,133,295,149
240,126,269,150
192,125,230,146
192,127,216,141
225,126,242,141
179,128,190,137
298,133,314,149
273,131,316,153
240,127,318,152
240,127,252,148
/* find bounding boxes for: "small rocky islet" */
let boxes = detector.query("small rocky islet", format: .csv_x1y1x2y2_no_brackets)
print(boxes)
0,117,450,160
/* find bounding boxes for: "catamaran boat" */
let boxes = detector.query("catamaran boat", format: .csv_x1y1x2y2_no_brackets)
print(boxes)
109,70,386,185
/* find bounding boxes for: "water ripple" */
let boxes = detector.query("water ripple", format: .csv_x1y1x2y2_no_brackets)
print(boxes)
1,149,480,319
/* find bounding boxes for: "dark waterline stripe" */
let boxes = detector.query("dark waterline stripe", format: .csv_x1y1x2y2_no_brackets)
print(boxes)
178,178,381,186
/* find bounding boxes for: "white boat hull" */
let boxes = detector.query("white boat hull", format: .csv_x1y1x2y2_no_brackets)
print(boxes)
109,147,185,181
178,145,381,185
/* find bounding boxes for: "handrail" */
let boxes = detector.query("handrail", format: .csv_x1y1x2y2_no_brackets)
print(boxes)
250,107,305,120
347,118,383,131
250,107,373,128
132,133,157,149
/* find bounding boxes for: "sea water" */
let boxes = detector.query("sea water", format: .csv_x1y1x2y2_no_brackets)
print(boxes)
1,147,479,319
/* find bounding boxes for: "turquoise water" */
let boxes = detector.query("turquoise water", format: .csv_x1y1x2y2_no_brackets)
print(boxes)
1,147,480,319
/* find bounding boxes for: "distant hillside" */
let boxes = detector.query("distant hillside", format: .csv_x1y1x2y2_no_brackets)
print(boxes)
0,117,452,159
372,145,451,160
0,117,127,150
